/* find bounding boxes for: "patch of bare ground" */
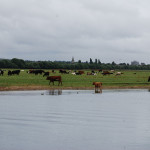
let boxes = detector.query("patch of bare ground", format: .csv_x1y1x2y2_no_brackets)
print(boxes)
0,85,150,91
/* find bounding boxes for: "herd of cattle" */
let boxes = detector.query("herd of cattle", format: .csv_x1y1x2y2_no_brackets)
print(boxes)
1,69,150,91
1,69,146,87
0,69,125,86
0,69,21,76
0,69,124,76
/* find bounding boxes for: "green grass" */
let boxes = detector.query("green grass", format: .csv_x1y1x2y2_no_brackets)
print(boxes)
0,69,150,88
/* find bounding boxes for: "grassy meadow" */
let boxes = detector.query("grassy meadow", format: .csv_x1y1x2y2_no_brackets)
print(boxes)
0,69,150,90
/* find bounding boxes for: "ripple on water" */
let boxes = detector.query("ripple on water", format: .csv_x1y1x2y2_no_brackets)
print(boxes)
0,89,150,150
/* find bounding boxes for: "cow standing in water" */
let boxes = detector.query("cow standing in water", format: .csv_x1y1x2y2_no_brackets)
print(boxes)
93,82,102,93
46,76,62,86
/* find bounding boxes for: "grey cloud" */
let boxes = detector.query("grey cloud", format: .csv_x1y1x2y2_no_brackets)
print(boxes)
0,0,150,63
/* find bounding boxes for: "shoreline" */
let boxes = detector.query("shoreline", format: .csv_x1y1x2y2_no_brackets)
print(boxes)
1,85,150,91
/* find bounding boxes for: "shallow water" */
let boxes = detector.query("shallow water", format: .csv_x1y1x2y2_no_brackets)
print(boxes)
0,89,150,150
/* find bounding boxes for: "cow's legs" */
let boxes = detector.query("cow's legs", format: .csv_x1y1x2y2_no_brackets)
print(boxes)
58,81,62,86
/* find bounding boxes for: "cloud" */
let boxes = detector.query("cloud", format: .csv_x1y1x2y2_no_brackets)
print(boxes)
0,0,150,63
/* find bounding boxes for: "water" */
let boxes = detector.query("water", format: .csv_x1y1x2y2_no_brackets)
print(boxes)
0,89,150,150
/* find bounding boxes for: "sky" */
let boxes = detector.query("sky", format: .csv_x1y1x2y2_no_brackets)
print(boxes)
1,0,150,64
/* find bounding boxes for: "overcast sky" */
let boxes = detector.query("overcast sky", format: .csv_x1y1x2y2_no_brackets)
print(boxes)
1,0,150,63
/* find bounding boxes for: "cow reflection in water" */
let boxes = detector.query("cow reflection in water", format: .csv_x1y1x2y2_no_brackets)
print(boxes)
48,89,62,95
95,89,102,93
93,82,102,94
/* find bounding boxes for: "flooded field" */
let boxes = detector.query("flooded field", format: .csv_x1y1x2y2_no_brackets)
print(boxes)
0,89,150,150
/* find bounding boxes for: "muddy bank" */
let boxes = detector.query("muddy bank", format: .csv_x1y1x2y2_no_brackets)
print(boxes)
1,85,150,91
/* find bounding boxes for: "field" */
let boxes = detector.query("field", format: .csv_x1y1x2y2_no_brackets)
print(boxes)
0,69,150,91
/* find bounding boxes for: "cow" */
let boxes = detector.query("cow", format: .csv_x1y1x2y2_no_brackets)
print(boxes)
27,70,32,74
78,71,84,74
28,69,44,75
87,72,92,75
98,69,102,72
59,69,69,74
75,71,84,75
148,76,150,82
75,72,82,75
87,72,97,75
51,70,56,73
91,70,97,73
92,73,97,75
34,70,44,75
110,70,115,73
102,71,113,75
46,76,62,86
8,70,20,75
8,70,12,76
115,72,124,76
71,72,76,75
93,82,102,93
0,70,4,76
93,82,102,88
43,72,50,77
11,70,20,75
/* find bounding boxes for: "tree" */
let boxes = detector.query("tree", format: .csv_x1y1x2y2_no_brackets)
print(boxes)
78,60,81,63
0,59,13,68
112,61,116,66
11,58,25,68
90,58,93,64
98,59,101,65
95,59,97,64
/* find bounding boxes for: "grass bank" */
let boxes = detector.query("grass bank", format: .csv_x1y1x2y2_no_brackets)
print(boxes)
0,69,150,91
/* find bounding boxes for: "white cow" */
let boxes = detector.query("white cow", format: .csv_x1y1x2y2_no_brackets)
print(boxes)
116,72,123,76
71,72,76,75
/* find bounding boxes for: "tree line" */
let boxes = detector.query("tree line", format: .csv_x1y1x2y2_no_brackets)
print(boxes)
0,58,150,70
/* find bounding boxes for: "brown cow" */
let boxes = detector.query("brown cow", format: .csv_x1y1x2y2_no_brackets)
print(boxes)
78,71,84,74
93,82,102,88
93,82,102,93
46,76,62,86
87,72,92,75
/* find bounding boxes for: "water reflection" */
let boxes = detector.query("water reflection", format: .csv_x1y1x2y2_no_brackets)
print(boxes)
47,89,62,95
95,89,102,94
47,89,103,95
